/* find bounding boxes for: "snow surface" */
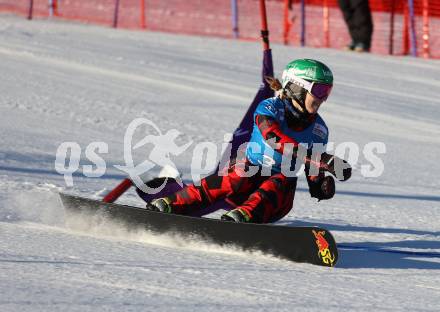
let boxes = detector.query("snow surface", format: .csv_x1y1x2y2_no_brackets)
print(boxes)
0,14,440,311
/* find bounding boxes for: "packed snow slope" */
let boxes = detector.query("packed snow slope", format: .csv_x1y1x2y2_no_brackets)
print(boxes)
0,15,439,311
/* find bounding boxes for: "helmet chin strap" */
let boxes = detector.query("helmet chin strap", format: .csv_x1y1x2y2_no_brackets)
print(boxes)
291,98,309,117
284,89,310,117
282,93,316,130
282,83,309,113
283,98,309,125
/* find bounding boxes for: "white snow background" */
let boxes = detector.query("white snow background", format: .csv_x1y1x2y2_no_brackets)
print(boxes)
0,14,439,311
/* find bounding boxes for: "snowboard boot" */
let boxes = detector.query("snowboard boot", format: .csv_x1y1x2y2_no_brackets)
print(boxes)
221,208,251,223
146,197,173,213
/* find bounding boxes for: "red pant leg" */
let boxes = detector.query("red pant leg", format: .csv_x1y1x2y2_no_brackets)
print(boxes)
238,174,297,223
168,160,261,214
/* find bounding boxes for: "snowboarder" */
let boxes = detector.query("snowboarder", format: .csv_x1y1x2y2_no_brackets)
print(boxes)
146,59,351,223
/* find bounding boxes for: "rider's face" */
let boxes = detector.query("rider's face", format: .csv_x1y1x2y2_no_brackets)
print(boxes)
290,92,323,115
304,92,324,114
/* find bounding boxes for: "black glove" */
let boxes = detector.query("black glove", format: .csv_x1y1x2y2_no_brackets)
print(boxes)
319,153,352,182
308,176,335,201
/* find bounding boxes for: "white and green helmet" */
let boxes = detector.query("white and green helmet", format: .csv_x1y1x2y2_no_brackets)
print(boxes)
281,59,334,104
282,58,333,88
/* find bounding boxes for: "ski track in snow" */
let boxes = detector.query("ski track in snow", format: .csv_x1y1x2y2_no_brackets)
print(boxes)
0,15,439,311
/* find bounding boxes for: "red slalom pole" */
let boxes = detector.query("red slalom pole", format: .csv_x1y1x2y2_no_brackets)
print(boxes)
259,0,270,50
403,2,409,55
140,0,146,29
283,0,290,45
102,178,133,203
53,0,59,16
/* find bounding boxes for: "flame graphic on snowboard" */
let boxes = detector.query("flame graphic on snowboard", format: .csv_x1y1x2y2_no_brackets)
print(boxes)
312,230,336,266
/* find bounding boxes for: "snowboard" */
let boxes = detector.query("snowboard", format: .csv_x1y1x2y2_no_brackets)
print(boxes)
60,193,338,267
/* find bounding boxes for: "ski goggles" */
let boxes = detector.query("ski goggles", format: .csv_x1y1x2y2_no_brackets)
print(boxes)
285,77,333,101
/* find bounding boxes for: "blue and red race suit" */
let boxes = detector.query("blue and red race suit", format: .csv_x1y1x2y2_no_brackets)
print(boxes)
166,97,330,223
246,97,329,171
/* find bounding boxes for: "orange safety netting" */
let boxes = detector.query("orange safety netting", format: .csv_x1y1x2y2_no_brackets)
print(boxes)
0,0,438,58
